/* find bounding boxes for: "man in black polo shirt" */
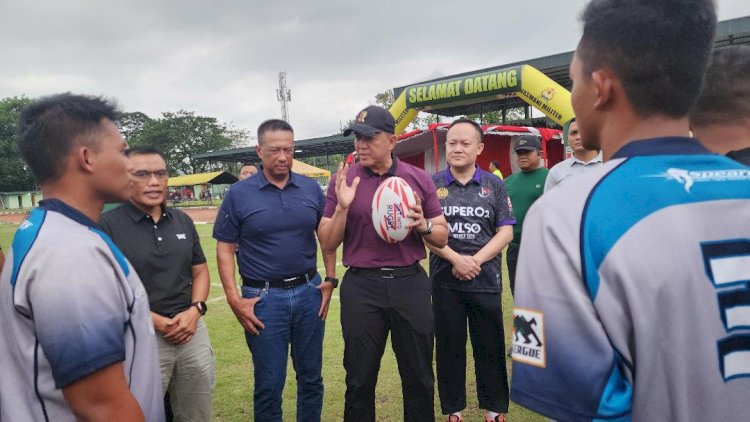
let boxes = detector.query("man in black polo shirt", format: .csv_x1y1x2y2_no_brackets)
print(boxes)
100,146,215,422
429,119,515,422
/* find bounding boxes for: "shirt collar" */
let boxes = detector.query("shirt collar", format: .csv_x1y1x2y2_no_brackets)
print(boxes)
363,155,399,178
256,170,299,189
39,198,99,229
611,137,710,159
571,151,603,165
445,164,482,185
123,201,170,223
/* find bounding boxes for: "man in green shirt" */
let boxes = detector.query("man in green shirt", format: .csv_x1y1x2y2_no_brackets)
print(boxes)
504,135,548,296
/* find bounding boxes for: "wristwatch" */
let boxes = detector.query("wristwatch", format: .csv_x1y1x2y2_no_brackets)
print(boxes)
191,301,207,316
418,220,433,235
324,276,339,288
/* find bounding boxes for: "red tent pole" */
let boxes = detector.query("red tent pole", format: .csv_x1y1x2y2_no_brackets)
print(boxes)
432,126,439,171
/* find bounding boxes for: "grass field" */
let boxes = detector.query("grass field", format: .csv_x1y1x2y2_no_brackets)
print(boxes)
0,222,544,421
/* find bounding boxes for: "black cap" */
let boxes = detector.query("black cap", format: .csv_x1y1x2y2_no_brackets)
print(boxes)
343,105,396,137
513,135,542,152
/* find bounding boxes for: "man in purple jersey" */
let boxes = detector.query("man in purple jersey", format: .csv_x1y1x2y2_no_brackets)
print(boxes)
319,105,448,422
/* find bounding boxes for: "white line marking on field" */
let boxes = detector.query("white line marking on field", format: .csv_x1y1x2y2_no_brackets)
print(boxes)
208,295,226,303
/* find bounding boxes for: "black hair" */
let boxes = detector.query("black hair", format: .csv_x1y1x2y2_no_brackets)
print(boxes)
257,119,294,145
17,93,120,184
449,118,484,143
577,0,716,117
125,145,166,161
241,162,257,168
691,45,750,128
490,160,500,168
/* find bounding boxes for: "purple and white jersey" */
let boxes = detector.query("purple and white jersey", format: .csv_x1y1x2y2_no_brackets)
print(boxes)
511,138,750,421
0,200,164,422
430,166,516,293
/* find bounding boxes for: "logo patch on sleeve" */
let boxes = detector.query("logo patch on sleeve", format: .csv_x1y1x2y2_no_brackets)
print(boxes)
512,308,546,367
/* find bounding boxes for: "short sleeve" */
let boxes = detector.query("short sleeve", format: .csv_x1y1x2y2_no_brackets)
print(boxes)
29,243,129,388
420,173,443,220
322,172,339,218
493,178,516,228
316,185,325,224
212,188,240,243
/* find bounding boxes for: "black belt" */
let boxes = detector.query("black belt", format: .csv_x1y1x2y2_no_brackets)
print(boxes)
242,268,317,289
348,264,421,279
155,307,188,319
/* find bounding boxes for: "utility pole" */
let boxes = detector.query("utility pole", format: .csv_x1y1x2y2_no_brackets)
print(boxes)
277,72,292,122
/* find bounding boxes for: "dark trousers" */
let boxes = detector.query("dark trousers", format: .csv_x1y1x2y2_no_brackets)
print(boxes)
433,288,509,414
340,267,435,422
506,244,520,296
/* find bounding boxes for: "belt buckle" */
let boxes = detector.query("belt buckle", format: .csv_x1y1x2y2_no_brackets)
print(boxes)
282,276,299,289
381,268,395,279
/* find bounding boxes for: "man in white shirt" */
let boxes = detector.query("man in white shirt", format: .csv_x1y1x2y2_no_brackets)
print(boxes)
543,118,602,192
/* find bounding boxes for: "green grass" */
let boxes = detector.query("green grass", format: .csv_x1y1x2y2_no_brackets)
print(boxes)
0,223,544,421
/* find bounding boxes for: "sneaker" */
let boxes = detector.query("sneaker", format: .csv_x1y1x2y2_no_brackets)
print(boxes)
447,415,462,422
485,414,507,422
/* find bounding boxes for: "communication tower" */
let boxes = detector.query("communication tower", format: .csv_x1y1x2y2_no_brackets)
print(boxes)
277,72,292,122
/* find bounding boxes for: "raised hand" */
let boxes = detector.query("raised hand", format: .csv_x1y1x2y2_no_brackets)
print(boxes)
335,162,360,210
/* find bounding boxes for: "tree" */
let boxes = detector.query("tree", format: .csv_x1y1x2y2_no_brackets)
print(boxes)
117,111,152,143
130,110,236,175
466,110,502,124
374,90,395,109
0,96,36,192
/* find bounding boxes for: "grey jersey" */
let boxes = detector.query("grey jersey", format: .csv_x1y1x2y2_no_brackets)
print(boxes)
0,200,164,421
510,138,750,421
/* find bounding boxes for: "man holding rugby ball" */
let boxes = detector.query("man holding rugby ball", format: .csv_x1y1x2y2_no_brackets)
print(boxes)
319,105,448,422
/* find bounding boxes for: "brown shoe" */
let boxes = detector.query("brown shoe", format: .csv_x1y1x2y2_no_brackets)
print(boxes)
447,414,463,422
485,414,507,422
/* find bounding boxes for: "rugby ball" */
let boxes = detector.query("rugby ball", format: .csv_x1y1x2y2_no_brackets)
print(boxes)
371,176,416,243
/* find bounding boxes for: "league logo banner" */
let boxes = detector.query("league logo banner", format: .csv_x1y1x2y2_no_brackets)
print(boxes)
512,307,546,368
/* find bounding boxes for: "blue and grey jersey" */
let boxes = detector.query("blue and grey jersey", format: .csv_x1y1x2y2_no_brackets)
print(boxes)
0,199,164,422
511,138,750,421
430,166,516,293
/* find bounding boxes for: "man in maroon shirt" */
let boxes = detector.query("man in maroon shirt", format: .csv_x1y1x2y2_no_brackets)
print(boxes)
319,105,448,422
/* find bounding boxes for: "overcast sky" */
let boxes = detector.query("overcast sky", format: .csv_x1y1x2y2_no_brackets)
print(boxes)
1,0,749,141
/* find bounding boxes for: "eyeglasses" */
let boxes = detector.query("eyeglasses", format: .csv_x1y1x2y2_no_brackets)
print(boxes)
131,170,168,181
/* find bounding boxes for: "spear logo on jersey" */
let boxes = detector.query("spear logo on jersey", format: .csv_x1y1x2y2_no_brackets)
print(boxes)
661,167,750,193
666,168,693,192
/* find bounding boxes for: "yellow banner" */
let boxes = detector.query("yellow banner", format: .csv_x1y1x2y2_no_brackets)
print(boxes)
515,65,574,125
388,64,574,133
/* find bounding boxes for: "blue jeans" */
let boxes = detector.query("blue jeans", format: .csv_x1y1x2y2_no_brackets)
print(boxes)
242,274,325,422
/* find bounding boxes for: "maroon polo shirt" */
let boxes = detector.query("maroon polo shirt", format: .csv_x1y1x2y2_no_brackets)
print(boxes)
323,157,443,268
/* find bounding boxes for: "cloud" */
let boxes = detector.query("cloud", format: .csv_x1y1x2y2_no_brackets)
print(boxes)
1,0,749,138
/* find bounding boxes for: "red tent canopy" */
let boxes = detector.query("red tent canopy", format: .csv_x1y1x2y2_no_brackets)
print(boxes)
394,123,563,176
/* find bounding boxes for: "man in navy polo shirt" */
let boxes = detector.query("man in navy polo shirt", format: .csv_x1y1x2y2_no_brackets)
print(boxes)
213,119,336,422
319,105,449,422
429,118,515,422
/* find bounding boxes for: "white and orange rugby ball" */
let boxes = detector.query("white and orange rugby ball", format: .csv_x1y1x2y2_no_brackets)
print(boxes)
371,176,416,243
